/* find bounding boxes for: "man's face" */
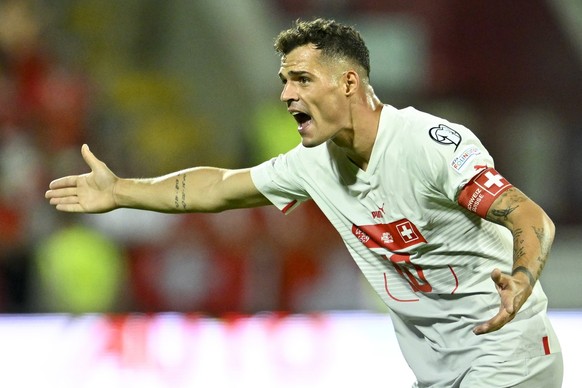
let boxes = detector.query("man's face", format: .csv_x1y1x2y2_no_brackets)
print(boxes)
278,44,349,147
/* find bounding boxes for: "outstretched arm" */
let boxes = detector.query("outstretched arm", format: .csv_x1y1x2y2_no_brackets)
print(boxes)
472,187,555,335
45,144,271,213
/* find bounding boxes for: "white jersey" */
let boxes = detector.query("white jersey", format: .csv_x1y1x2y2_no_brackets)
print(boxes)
250,105,560,386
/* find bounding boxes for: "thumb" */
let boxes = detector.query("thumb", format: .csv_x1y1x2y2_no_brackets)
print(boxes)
81,144,101,171
491,268,511,294
490,268,504,285
491,268,516,313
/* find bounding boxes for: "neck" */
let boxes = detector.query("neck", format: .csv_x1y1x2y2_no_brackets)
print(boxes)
333,92,383,171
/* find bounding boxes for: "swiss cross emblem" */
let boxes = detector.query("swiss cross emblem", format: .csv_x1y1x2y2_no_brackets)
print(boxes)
474,168,510,196
483,171,504,188
458,167,513,217
351,218,427,251
396,221,419,242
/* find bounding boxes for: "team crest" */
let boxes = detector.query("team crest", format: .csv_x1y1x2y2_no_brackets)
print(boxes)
429,124,462,151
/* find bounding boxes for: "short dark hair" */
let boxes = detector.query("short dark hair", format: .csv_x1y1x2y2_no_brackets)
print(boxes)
274,18,370,78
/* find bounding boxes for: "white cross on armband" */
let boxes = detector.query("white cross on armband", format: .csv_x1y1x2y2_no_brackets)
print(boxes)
483,171,504,188
399,224,414,240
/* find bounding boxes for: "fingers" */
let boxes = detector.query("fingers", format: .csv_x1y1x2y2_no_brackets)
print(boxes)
46,175,82,205
46,186,77,199
55,203,86,213
473,308,512,335
48,145,96,191
45,188,82,212
47,175,79,191
46,173,82,208
473,267,525,335
45,184,80,211
46,144,95,196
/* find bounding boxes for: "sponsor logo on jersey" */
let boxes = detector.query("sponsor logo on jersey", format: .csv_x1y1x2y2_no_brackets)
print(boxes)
428,124,462,150
450,146,481,173
371,203,385,219
352,219,426,251
381,232,394,244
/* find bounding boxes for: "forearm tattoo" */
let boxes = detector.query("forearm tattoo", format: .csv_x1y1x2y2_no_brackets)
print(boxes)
512,266,536,287
489,188,552,285
533,226,551,259
174,174,187,210
512,228,526,260
532,225,551,278
512,225,552,287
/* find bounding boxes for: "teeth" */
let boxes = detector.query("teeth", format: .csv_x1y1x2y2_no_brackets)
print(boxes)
290,111,311,126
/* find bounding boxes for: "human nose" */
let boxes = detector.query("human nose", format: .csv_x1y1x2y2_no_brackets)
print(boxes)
280,82,297,103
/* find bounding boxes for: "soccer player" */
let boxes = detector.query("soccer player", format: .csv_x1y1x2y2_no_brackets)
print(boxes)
46,18,563,387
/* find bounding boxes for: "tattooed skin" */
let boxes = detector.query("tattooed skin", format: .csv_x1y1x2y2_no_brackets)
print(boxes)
512,266,536,287
486,187,553,286
490,206,517,221
487,188,526,223
174,174,187,210
512,228,526,260
533,226,551,258
532,225,551,279
511,225,551,287
174,176,180,209
181,174,187,210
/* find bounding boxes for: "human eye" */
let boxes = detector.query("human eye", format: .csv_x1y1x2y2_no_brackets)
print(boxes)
298,76,310,85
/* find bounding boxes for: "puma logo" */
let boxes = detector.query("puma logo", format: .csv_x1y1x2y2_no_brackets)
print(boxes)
372,204,385,219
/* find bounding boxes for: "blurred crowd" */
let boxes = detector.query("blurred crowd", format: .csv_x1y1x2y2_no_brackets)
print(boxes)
0,0,580,314
0,0,372,314
0,0,90,312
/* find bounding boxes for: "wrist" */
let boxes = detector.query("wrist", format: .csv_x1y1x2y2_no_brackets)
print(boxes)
112,178,121,208
111,177,134,209
512,266,536,288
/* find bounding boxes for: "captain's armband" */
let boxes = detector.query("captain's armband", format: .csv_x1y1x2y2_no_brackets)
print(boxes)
457,167,513,218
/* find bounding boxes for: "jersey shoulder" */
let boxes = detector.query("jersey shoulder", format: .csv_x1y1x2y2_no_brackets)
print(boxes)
393,106,489,162
385,106,495,200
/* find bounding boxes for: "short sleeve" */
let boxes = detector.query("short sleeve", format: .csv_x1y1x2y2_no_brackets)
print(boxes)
250,146,311,214
412,121,496,203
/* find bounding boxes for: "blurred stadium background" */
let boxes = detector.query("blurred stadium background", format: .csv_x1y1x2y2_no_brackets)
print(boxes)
0,0,580,386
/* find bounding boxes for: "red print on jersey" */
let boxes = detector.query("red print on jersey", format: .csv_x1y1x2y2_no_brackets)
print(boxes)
458,167,513,218
352,219,427,251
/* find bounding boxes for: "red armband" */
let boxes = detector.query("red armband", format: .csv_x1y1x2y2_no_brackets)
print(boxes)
458,167,513,217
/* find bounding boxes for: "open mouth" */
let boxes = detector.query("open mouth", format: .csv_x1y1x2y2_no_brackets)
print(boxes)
292,112,312,131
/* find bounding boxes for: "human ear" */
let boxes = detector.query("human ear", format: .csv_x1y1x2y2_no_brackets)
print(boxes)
344,70,359,96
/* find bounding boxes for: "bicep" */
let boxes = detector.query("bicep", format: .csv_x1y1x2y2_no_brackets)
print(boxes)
484,187,529,229
485,187,554,236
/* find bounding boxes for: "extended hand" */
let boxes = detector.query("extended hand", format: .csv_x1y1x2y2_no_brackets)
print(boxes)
473,268,533,335
45,144,119,213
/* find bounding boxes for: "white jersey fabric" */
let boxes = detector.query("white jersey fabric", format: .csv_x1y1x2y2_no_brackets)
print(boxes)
250,105,561,387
